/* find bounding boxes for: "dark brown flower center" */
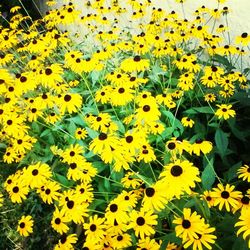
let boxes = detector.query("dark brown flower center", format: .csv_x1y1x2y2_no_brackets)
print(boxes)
182,219,191,229
170,165,183,177
110,204,118,212
90,224,97,232
136,216,145,226
145,187,155,197
221,191,230,199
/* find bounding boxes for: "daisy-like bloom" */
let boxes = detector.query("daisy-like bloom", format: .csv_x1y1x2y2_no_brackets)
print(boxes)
159,159,201,199
173,208,205,241
136,237,160,250
57,93,82,114
166,137,191,156
24,162,52,189
232,194,250,213
51,207,70,235
61,193,89,224
201,190,215,208
116,190,139,209
211,183,242,212
110,86,135,106
39,64,63,88
235,32,250,46
129,209,158,239
110,233,132,249
37,180,61,204
191,139,213,156
165,242,178,250
183,223,217,250
60,144,85,164
8,182,29,203
17,215,34,237
237,164,250,182
89,132,120,155
215,104,236,120
204,93,216,102
120,55,150,72
121,172,144,189
74,128,88,140
181,117,195,128
54,234,78,250
75,182,94,203
235,209,250,248
142,181,169,212
84,215,106,243
105,200,129,225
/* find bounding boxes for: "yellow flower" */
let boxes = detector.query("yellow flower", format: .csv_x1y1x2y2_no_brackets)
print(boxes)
215,104,236,120
51,207,70,235
235,209,250,248
181,117,195,128
129,209,158,239
191,139,213,156
173,208,205,241
211,183,242,212
17,215,34,237
237,164,250,182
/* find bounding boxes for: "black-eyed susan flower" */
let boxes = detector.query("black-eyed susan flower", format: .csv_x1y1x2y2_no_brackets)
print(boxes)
8,182,29,203
183,223,217,250
165,242,178,250
60,144,85,164
204,93,216,102
237,164,250,182
61,193,89,224
235,209,250,248
37,180,61,204
120,55,150,72
181,117,195,128
51,207,70,235
215,104,236,120
111,233,132,249
25,162,52,189
105,200,129,225
129,209,158,239
159,159,201,198
57,93,82,114
232,194,250,213
17,215,34,237
191,139,213,156
75,128,88,140
211,183,242,212
201,190,215,208
235,32,250,46
121,171,144,189
137,237,160,250
142,182,169,212
75,182,94,203
84,215,106,243
54,234,78,250
173,208,205,241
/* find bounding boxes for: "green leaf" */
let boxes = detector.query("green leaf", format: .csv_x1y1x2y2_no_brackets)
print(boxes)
184,106,214,115
215,129,228,157
224,161,242,181
85,127,99,139
54,173,74,187
201,158,215,190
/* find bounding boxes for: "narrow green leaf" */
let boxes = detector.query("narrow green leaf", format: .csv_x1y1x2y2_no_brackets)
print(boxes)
201,158,215,190
215,129,228,157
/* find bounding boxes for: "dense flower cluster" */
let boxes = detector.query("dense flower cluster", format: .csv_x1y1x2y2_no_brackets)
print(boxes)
0,0,250,249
